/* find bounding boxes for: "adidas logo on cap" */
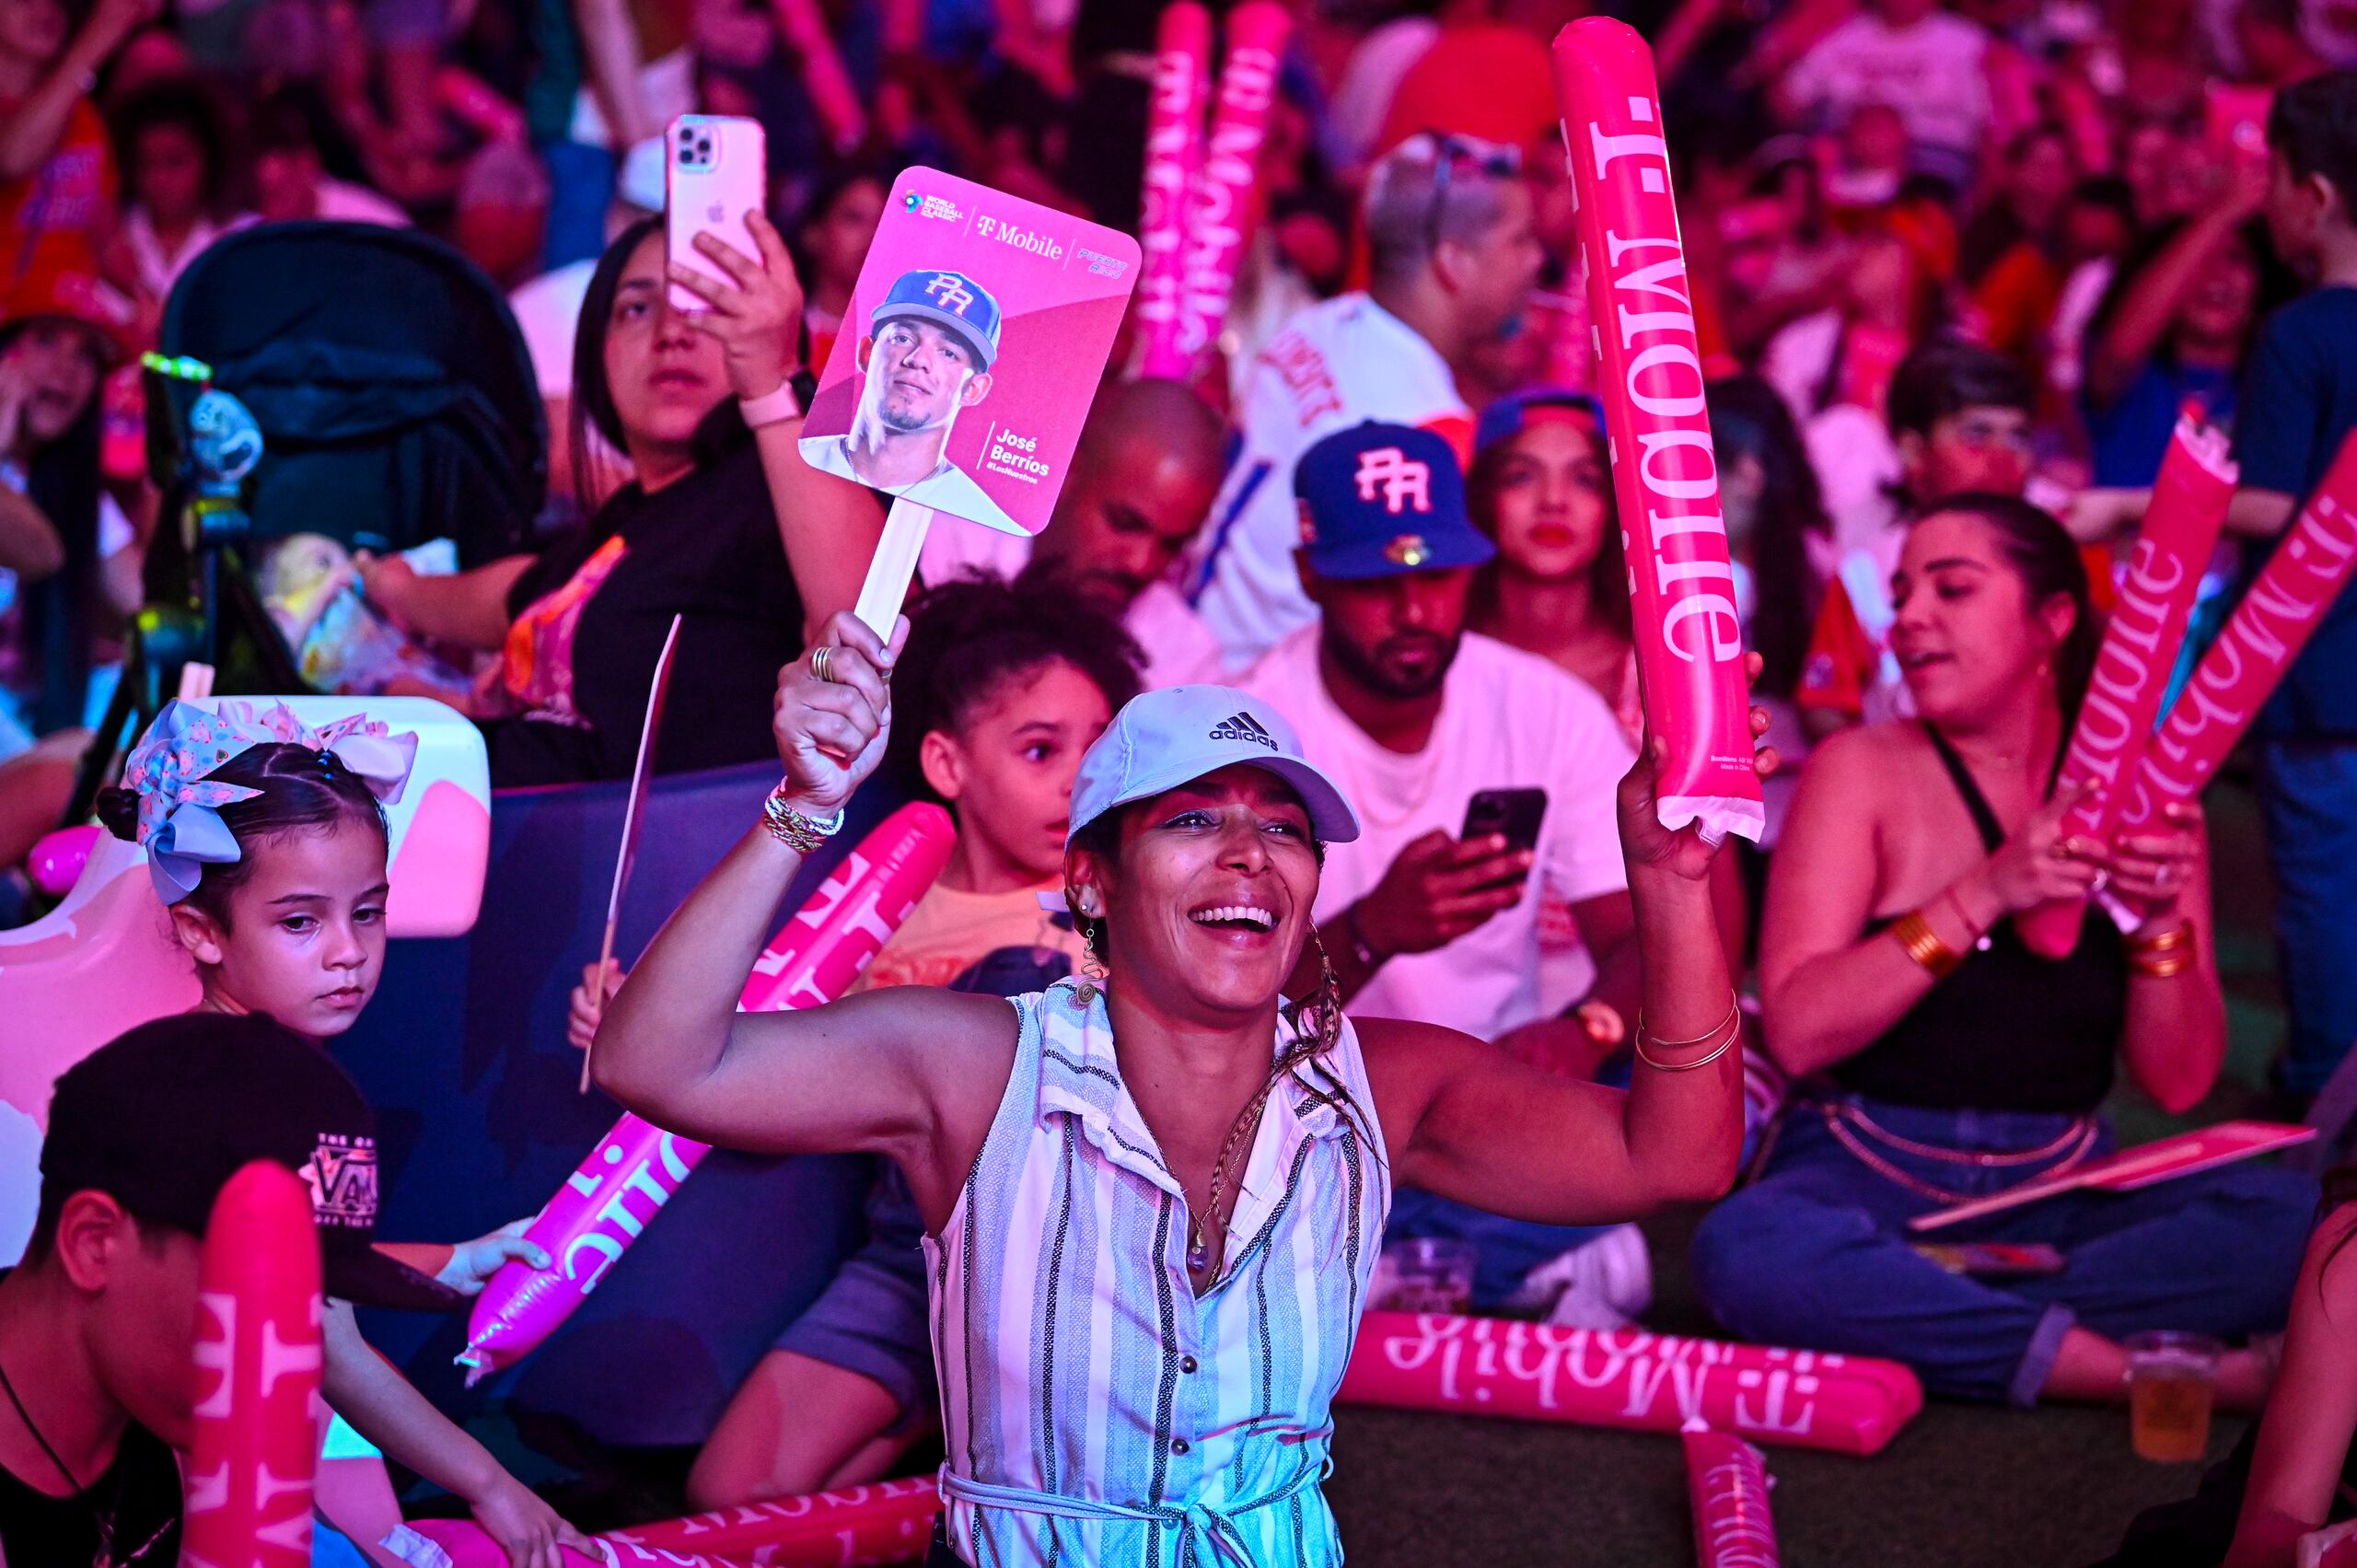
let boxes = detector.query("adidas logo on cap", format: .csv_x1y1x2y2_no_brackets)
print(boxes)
1207,712,1278,750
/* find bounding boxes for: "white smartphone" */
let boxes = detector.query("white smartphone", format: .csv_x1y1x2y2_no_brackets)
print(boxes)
665,113,767,313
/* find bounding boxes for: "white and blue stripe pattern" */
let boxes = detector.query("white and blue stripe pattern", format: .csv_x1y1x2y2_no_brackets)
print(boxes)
926,979,1390,1567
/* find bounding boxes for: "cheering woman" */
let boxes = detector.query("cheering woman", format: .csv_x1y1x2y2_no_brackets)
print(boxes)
593,610,1769,1567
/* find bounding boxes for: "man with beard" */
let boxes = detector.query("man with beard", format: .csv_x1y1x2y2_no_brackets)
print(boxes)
806,268,1021,534
1237,420,1652,1325
1236,421,1638,1045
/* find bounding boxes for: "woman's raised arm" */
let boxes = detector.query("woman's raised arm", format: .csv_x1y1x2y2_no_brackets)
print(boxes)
590,610,1014,1226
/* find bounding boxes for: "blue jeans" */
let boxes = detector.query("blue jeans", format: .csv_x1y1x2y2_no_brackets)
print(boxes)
1690,1098,2314,1404
2258,740,2357,1094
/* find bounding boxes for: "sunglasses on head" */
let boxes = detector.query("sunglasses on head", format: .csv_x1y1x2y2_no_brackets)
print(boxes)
1408,132,1524,254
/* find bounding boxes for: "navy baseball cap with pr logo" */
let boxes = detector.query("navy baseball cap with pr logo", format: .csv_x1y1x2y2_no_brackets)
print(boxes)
873,269,1002,370
1293,421,1494,581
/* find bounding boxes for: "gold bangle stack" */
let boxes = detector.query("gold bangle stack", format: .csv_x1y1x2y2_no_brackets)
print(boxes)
2129,921,2196,980
1632,992,1742,1073
1892,910,1965,980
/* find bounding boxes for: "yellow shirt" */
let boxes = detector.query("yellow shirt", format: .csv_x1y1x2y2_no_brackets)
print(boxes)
850,879,1086,994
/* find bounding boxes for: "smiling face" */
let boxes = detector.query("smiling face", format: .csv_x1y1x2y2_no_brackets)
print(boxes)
1485,418,1610,585
603,227,729,459
1070,765,1322,1024
174,819,390,1041
1890,509,2075,726
857,316,991,437
6,319,103,447
922,658,1114,885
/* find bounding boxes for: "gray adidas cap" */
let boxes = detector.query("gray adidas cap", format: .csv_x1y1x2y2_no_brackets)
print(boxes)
1065,685,1360,847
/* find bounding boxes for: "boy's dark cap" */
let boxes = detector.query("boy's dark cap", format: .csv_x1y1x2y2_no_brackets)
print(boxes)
41,1013,459,1312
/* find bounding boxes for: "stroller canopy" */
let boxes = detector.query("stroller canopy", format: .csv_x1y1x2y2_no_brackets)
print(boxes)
156,222,547,567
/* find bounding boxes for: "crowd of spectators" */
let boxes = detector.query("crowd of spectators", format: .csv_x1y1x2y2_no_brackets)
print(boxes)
10,1,2357,1564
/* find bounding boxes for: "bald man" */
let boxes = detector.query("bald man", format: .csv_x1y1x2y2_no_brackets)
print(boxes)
920,378,1229,688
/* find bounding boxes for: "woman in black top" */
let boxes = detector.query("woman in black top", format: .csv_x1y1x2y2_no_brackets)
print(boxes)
359,213,883,786
1693,494,2315,1407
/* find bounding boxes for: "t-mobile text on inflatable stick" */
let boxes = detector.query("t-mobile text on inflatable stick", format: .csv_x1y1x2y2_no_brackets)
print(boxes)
1134,3,1211,380
1165,1,1292,380
2113,430,2357,836
1550,19,1764,843
2019,415,2233,958
183,1162,323,1568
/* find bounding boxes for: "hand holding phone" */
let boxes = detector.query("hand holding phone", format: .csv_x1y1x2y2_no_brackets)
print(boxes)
667,114,768,315
1353,814,1539,958
664,115,807,400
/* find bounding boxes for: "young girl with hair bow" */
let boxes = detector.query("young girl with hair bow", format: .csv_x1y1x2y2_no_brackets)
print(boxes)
98,701,594,1568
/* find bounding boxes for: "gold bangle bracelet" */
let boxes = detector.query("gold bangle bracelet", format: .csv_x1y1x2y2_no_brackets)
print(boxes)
2132,952,2196,980
1636,992,1741,1051
2129,922,2192,958
1893,910,1964,980
1633,1013,1742,1073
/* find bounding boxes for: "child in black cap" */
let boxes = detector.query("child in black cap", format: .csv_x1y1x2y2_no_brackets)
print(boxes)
0,1013,461,1566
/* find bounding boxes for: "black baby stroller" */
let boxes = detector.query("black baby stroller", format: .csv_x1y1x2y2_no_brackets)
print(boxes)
66,221,548,817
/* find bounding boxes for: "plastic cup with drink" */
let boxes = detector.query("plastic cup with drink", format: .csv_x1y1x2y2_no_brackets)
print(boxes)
2125,1330,2222,1463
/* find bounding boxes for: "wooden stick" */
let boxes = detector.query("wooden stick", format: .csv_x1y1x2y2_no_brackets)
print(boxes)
580,616,683,1093
853,498,935,640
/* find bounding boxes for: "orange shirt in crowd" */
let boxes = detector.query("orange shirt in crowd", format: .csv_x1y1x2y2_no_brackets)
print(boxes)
1374,22,1559,157
0,98,116,297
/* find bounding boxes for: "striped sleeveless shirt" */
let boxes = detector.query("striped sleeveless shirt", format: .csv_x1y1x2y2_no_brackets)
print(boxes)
926,979,1391,1567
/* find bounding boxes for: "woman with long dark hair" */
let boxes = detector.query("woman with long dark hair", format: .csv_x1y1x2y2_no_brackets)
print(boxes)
0,285,136,872
591,605,1769,1566
357,211,884,785
1695,495,2315,1408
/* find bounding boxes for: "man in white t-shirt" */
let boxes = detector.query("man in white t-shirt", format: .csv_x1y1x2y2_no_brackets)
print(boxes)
1777,0,1991,189
1237,421,1637,1057
1191,132,1541,670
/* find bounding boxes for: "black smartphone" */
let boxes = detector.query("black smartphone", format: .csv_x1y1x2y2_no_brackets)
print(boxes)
1462,787,1548,856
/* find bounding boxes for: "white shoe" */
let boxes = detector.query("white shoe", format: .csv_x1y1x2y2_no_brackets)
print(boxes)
1504,1224,1655,1329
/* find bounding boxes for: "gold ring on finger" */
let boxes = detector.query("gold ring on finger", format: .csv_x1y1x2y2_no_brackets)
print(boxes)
811,645,838,683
